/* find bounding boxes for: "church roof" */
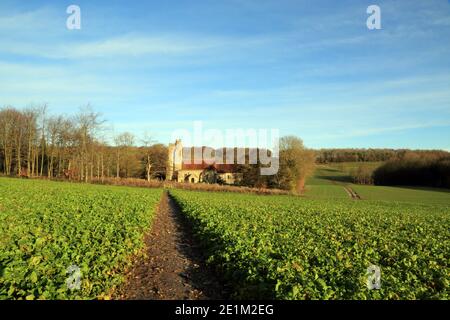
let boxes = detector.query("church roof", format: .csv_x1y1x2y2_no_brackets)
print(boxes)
181,162,238,173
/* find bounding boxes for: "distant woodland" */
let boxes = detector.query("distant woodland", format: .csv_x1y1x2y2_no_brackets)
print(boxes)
315,148,449,163
372,152,450,188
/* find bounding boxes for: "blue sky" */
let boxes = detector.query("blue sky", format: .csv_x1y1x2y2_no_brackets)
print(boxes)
0,0,449,149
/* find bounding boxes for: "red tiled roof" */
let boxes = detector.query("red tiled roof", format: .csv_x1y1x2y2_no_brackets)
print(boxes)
181,162,238,173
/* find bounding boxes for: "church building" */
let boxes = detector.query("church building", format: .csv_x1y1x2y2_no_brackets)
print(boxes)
166,139,242,184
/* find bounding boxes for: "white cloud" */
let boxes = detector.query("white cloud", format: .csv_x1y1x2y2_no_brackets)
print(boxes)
61,34,221,58
0,31,273,60
0,7,62,34
308,121,450,141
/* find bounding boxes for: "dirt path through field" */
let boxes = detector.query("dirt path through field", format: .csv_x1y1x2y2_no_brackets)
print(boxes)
115,191,227,299
343,185,361,200
328,179,361,200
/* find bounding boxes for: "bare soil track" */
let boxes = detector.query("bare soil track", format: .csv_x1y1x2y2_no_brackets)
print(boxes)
329,179,361,200
343,185,361,200
115,191,228,300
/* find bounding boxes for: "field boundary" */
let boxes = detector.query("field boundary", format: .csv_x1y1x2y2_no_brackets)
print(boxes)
2,175,292,196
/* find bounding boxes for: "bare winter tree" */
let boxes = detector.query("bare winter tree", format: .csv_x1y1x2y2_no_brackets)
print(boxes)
74,105,104,182
114,132,135,178
141,132,155,182
0,107,16,175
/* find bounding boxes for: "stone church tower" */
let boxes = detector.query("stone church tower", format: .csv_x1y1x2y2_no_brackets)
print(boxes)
165,139,242,184
166,139,183,180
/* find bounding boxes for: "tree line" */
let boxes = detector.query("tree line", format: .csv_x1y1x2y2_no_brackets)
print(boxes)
3,105,449,191
0,105,167,182
315,148,449,163
6,104,449,191
0,106,316,193
372,151,450,188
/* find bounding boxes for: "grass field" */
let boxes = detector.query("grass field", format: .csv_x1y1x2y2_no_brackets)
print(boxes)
330,162,384,174
306,165,351,186
171,189,449,299
304,185,349,200
351,185,450,205
0,178,162,300
306,163,450,205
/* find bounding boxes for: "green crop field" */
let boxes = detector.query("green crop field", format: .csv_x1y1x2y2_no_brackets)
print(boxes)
170,189,450,299
1,175,449,300
0,178,162,300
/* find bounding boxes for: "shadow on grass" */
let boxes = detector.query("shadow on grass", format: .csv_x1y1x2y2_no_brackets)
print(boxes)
316,175,352,183
379,185,450,193
319,168,340,172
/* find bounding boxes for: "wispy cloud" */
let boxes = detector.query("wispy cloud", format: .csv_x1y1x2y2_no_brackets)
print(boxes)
0,7,58,32
0,33,277,61
309,121,450,141
55,34,226,59
0,0,449,149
